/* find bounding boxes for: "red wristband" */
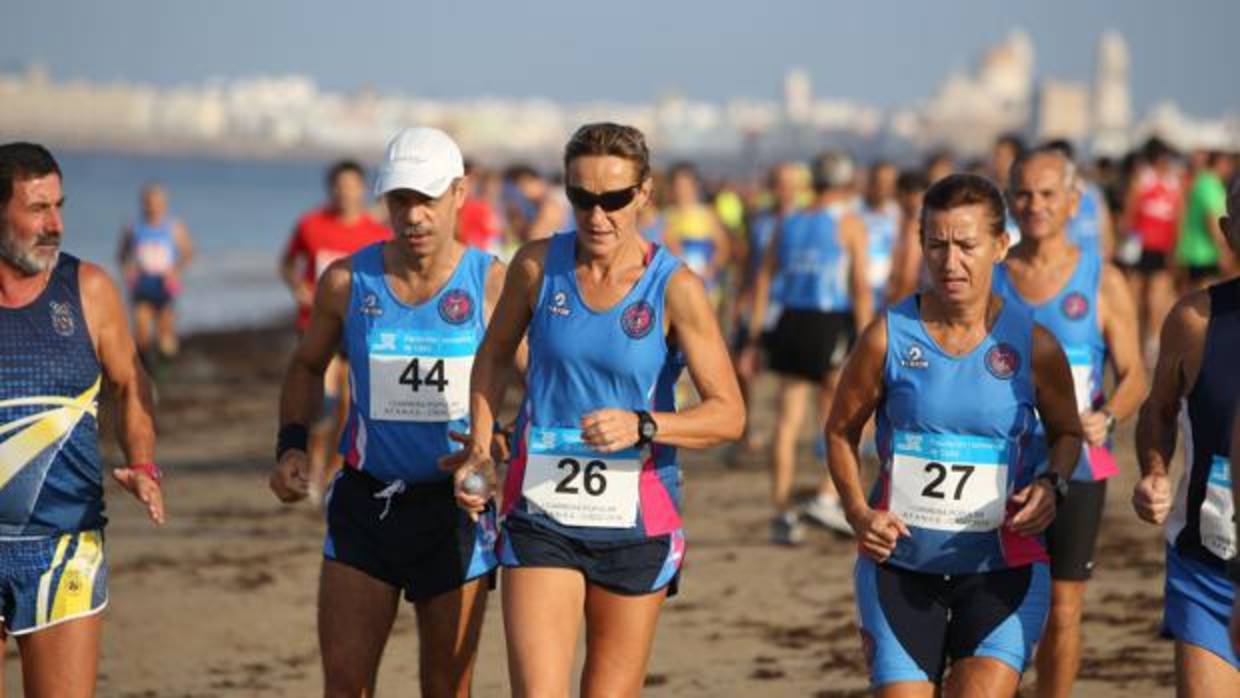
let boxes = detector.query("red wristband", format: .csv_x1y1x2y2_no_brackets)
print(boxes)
130,462,163,484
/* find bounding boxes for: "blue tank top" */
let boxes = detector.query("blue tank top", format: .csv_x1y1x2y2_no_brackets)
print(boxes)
1167,278,1240,569
1067,184,1105,258
0,255,104,538
339,244,493,484
776,206,853,313
873,295,1042,574
861,203,899,306
503,232,683,542
993,248,1111,481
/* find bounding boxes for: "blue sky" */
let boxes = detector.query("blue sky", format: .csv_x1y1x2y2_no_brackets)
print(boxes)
4,0,1236,115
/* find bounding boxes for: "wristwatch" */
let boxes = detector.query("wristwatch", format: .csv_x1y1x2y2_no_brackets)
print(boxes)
634,410,658,448
1035,472,1068,504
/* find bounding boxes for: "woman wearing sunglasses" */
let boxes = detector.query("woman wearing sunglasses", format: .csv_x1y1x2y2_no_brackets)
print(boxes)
443,122,745,696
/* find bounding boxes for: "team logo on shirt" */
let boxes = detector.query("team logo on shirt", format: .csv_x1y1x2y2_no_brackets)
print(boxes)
49,301,75,337
985,342,1022,380
1061,292,1089,320
548,290,571,317
360,292,383,317
621,300,655,339
438,289,473,325
900,343,929,369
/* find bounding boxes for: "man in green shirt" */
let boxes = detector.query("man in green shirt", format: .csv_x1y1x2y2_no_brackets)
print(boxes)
1177,152,1235,290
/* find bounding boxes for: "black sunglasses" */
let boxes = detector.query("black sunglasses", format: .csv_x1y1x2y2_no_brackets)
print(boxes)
565,184,641,212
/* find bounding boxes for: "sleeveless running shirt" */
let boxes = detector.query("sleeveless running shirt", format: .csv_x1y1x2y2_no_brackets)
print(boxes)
872,295,1042,574
993,248,1115,481
0,255,104,538
1166,277,1240,568
339,244,493,484
1132,170,1181,253
665,205,718,287
776,206,853,313
861,203,899,306
1067,183,1106,258
502,232,683,542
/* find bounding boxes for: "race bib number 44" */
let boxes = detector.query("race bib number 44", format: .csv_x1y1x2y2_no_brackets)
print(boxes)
368,330,474,422
1200,455,1235,560
522,427,642,528
889,431,1009,532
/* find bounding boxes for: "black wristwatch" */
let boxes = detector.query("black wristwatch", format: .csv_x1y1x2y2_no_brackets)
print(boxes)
1036,472,1069,504
634,410,658,448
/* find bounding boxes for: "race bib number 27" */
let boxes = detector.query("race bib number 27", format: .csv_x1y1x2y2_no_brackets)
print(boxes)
889,431,1009,532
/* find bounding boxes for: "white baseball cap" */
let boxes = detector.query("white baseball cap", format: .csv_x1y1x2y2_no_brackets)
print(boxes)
373,127,464,198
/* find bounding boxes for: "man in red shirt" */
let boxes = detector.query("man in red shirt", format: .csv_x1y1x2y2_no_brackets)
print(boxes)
280,160,391,501
456,160,504,255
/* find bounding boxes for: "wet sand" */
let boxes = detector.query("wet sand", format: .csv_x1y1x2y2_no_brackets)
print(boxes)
4,324,1174,696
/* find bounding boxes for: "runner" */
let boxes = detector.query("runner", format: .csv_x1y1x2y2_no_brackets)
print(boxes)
457,160,505,257
503,164,568,243
1121,138,1183,360
732,162,803,455
1175,151,1235,291
1043,139,1116,261
663,162,732,309
280,160,391,502
269,127,506,698
1230,409,1240,659
743,151,872,544
117,182,194,368
1,142,164,698
444,122,744,696
825,172,1083,696
994,147,1146,698
887,169,930,303
1133,176,1240,695
860,160,901,309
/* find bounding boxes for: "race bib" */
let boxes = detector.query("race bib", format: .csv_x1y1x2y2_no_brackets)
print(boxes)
1064,345,1094,414
135,241,173,274
1200,455,1236,560
889,431,1009,532
521,427,642,528
367,329,474,422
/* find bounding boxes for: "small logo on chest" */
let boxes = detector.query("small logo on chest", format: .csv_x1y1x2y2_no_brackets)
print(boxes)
438,289,473,325
621,300,655,339
900,343,929,369
360,293,383,317
1061,292,1089,321
49,301,75,337
548,291,571,317
985,342,1022,380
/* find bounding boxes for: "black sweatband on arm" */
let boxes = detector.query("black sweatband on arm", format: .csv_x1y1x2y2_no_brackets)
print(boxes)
276,423,309,461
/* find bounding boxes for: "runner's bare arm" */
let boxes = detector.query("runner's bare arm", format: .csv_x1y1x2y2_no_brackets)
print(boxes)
80,262,163,523
843,212,873,328
1031,324,1085,481
1136,291,1209,478
825,314,887,521
745,226,780,342
484,259,528,379
173,220,194,273
1096,262,1145,423
709,210,732,273
637,268,744,449
279,259,350,429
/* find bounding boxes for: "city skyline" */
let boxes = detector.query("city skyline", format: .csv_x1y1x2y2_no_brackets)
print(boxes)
3,0,1237,116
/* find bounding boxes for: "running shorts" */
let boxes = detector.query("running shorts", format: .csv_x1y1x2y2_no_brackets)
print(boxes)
324,468,497,602
498,515,683,597
767,309,856,381
1045,479,1107,581
0,530,108,635
855,557,1050,686
1162,544,1239,669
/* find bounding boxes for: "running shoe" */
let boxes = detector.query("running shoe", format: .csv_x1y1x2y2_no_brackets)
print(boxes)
802,495,853,536
770,511,805,546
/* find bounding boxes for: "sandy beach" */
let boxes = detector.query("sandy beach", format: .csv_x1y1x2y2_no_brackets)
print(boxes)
4,323,1175,697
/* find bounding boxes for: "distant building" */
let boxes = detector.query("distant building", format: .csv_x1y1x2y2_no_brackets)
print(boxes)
1092,30,1132,157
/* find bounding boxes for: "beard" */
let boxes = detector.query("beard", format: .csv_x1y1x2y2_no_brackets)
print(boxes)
0,232,59,275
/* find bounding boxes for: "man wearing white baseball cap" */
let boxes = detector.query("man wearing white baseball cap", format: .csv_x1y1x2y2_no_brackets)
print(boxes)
271,126,512,697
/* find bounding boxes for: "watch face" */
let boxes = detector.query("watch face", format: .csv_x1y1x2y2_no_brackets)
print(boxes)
641,421,656,438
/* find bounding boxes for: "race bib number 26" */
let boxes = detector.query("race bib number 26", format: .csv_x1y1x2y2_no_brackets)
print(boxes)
889,431,1009,532
522,427,642,528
